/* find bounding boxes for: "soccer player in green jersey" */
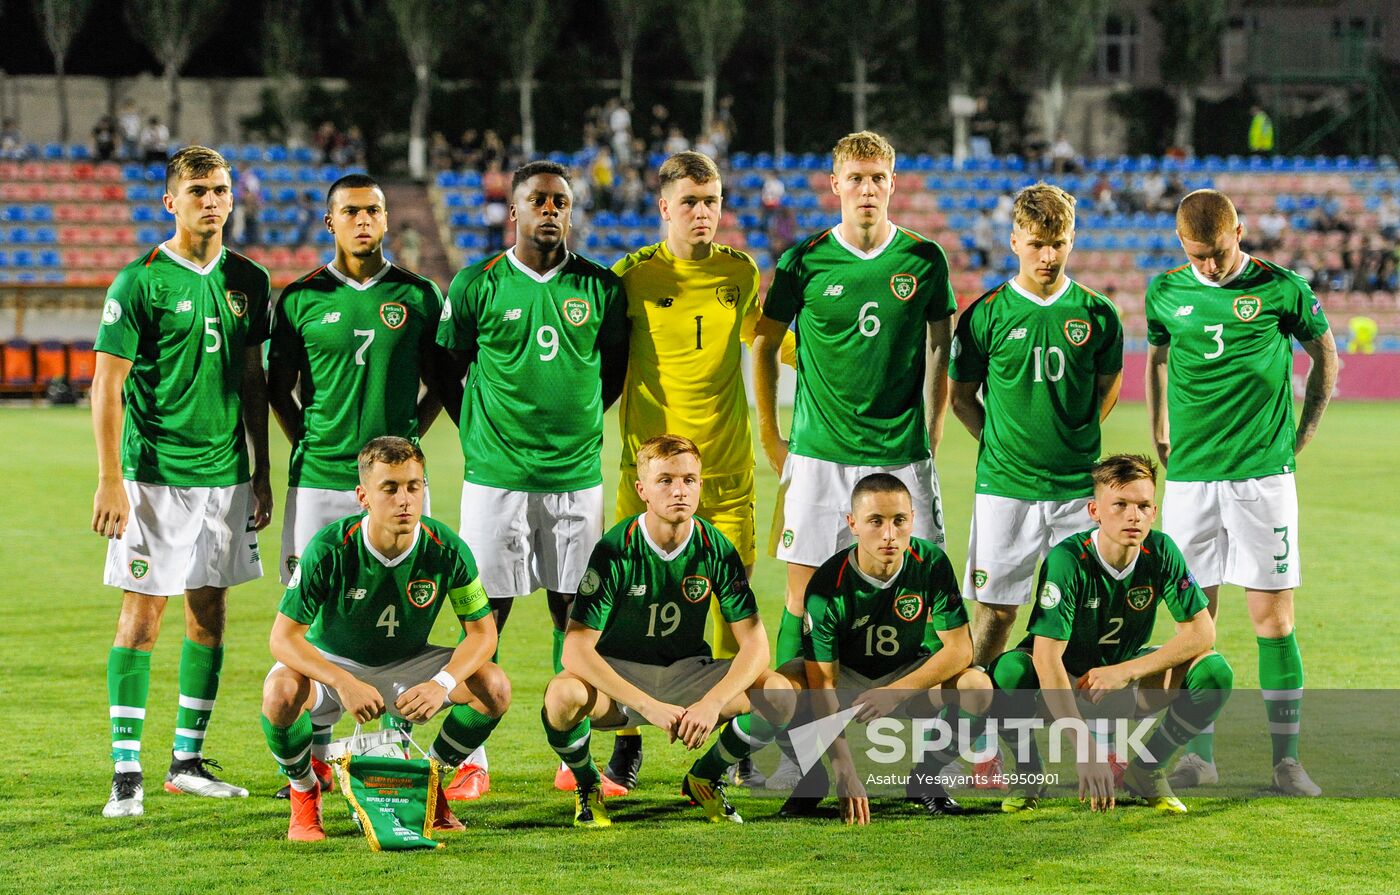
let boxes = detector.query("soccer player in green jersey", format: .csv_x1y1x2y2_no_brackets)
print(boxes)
1145,190,1337,795
988,454,1233,815
603,151,796,791
91,146,272,818
437,161,628,792
260,437,509,841
541,435,793,827
777,474,992,825
752,131,956,787
267,172,462,798
269,173,460,586
950,183,1123,668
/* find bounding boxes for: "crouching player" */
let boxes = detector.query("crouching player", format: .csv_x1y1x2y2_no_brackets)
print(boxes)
988,453,1232,814
541,435,794,826
260,437,511,841
778,473,993,824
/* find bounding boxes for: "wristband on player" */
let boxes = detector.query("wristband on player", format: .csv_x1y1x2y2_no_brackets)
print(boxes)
430,670,457,693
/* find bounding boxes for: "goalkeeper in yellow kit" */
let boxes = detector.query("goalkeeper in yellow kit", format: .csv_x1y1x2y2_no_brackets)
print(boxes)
603,151,794,791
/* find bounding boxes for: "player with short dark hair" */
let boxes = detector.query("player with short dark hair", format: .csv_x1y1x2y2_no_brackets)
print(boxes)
261,437,508,841
541,435,793,827
987,453,1233,814
92,145,273,818
1145,189,1337,795
752,131,957,787
602,150,796,791
777,473,992,824
437,161,629,792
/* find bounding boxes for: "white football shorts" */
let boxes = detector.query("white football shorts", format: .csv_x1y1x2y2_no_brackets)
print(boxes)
963,494,1092,605
280,485,432,584
1163,473,1300,590
104,480,262,595
267,645,456,726
458,482,604,598
769,454,944,567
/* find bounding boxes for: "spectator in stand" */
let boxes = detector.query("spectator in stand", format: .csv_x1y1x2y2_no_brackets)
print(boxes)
647,104,671,154
1090,173,1116,213
1314,192,1350,234
1257,209,1288,252
140,116,169,163
991,191,1014,229
505,134,527,170
0,119,26,159
290,191,317,247
663,126,690,156
1378,191,1400,240
92,116,118,162
430,131,454,172
483,190,508,253
1248,105,1275,154
313,121,342,164
479,130,505,172
235,166,263,246
1022,131,1049,173
590,146,617,211
455,128,481,171
1161,173,1186,208
761,172,785,214
1140,170,1167,212
118,100,142,160
608,99,633,167
767,203,797,258
336,125,367,167
1050,133,1077,174
618,168,646,216
970,209,995,269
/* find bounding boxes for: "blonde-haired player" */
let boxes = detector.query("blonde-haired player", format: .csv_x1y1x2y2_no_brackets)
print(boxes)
600,151,794,791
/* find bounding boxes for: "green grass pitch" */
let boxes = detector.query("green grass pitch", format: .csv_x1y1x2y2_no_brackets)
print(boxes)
2,401,1397,894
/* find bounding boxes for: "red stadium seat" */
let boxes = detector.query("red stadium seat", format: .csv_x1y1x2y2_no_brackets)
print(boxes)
35,340,66,384
68,340,97,387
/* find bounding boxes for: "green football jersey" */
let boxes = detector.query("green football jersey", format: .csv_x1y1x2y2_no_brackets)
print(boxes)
950,278,1123,500
279,514,491,667
437,249,627,491
762,225,957,466
1022,529,1208,679
1145,255,1329,482
93,245,271,487
269,263,444,490
802,537,967,681
572,515,757,666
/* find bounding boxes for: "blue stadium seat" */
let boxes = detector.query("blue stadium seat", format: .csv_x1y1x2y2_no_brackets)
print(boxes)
315,230,333,245
38,250,60,267
218,144,240,159
436,171,456,188
593,211,617,229
450,212,472,228
747,231,769,249
460,171,482,188
266,145,289,162
137,227,164,243
42,143,64,160
240,146,261,162
783,174,806,190
727,194,748,209
258,208,279,224
739,174,763,190
68,144,92,160
12,250,33,266
800,153,822,171
777,153,797,171
1,206,21,223
619,211,642,228
0,250,8,266
295,166,318,183
730,152,751,170
738,213,760,230
292,146,316,163
753,153,773,169
131,207,156,223
33,227,55,244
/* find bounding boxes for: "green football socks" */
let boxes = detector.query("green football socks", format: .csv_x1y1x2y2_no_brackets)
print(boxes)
172,639,222,761
108,647,151,773
543,710,600,788
1259,632,1304,764
262,711,315,790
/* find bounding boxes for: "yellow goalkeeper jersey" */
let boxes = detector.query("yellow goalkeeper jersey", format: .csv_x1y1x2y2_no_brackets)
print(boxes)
613,240,794,476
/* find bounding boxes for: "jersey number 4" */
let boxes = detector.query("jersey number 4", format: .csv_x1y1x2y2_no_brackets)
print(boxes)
377,605,399,638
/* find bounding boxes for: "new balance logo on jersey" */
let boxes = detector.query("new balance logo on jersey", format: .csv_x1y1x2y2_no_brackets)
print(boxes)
320,312,342,324
1007,327,1028,340
175,299,193,313
655,297,675,308
854,615,871,628
346,588,367,601
627,584,647,597
823,284,844,297
1175,305,1194,317
503,308,522,321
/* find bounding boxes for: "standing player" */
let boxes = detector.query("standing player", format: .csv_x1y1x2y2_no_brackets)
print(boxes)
91,146,272,817
604,150,795,790
778,474,993,824
437,161,628,791
541,435,793,827
987,454,1233,815
261,437,509,841
1145,189,1336,795
949,182,1123,667
752,130,956,710
267,172,462,798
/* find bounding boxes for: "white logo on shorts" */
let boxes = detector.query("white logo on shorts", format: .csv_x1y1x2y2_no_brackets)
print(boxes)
1038,581,1062,609
102,300,122,325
